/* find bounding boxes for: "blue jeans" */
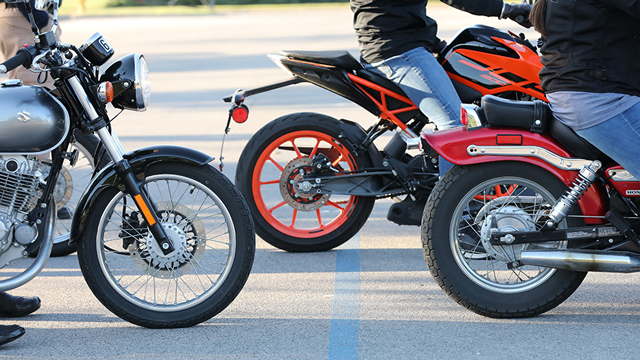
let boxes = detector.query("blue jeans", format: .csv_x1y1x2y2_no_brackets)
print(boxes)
575,101,640,180
367,47,463,176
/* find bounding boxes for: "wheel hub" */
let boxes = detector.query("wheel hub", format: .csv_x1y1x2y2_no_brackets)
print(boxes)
130,203,205,278
479,206,536,262
279,158,330,211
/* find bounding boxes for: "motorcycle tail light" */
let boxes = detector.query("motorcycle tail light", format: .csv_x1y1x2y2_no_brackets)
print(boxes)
231,105,249,123
461,104,484,129
460,106,468,125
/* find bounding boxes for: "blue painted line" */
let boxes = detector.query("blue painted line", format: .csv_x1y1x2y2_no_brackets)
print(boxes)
328,234,360,360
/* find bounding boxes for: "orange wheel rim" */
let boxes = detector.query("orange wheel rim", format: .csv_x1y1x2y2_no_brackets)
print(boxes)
252,130,358,239
474,184,518,201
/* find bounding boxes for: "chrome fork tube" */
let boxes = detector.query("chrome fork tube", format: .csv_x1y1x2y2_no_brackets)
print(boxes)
68,75,126,162
97,128,125,163
68,76,100,121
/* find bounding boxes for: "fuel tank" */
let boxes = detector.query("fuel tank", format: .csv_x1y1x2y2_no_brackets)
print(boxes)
438,24,546,102
0,82,69,154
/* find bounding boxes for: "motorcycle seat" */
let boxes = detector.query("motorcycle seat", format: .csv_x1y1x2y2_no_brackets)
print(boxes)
480,95,613,164
279,50,363,70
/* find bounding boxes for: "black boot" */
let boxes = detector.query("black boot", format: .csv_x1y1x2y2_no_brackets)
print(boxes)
0,325,24,346
0,292,41,317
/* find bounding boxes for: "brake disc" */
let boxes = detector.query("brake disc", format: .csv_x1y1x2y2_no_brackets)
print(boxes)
279,158,330,211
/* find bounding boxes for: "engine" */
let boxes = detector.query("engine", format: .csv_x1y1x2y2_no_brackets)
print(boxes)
0,155,42,255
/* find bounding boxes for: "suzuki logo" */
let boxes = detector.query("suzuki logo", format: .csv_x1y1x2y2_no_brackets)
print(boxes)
17,110,31,123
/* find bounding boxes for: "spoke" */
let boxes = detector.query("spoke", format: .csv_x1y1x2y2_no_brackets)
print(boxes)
316,208,322,227
326,200,345,212
291,209,298,227
268,156,285,172
267,201,287,214
309,138,321,158
260,179,280,186
187,251,219,285
291,140,304,159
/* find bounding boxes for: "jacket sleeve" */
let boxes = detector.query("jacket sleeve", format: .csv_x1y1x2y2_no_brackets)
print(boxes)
599,0,640,20
440,0,504,17
17,0,50,30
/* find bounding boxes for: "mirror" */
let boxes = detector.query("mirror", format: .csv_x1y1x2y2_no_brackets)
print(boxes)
34,0,55,11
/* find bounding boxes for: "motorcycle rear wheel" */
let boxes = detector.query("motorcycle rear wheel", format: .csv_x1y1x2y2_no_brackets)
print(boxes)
422,162,587,318
77,163,255,328
236,112,375,252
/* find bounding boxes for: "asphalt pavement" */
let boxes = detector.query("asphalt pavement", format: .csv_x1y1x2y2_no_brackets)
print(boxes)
1,5,640,359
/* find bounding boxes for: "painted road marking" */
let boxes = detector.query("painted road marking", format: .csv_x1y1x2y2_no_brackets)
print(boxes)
328,233,360,360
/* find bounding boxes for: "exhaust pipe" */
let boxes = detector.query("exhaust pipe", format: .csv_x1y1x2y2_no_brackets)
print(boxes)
520,249,640,273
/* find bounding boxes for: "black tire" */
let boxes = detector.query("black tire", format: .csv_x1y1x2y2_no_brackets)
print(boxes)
236,112,375,252
422,162,587,318
77,162,255,328
31,131,102,257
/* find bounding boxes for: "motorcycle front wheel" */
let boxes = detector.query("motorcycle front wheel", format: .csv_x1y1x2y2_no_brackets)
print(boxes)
236,112,375,252
422,162,587,318
77,162,255,328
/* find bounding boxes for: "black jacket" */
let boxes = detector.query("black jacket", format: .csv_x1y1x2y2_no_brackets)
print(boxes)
351,0,504,64
539,0,640,97
2,0,50,30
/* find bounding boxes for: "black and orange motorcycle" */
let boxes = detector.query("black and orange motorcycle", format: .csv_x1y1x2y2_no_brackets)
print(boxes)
223,24,544,252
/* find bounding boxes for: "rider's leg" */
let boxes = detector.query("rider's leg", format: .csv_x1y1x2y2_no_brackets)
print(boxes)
366,47,462,177
575,101,640,180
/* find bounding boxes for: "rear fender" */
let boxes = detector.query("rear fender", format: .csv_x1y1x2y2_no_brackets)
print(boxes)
337,118,383,167
69,145,214,243
423,127,608,223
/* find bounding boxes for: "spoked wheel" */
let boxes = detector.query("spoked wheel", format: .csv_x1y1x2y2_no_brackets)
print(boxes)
77,163,255,328
31,132,101,257
236,112,375,252
422,162,587,318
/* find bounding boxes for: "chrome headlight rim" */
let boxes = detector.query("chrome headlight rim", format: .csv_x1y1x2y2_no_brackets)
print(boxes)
133,53,150,112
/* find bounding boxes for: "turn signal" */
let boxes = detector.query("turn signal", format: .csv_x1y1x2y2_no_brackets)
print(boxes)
97,81,114,104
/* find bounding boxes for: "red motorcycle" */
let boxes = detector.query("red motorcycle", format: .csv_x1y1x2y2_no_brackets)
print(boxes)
421,94,640,317
223,24,544,252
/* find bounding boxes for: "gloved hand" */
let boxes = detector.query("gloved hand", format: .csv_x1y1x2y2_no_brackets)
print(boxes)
501,2,532,28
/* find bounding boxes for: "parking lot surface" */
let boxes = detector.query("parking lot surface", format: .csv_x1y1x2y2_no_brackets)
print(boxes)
1,6,639,359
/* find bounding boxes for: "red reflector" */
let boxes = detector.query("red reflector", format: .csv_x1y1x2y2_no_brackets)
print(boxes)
460,106,468,125
231,105,249,123
496,134,523,145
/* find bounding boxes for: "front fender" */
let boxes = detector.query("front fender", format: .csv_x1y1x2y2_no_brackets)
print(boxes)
69,145,214,243
423,126,608,223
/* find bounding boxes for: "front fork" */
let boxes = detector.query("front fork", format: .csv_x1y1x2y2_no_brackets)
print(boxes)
69,75,174,255
96,127,175,255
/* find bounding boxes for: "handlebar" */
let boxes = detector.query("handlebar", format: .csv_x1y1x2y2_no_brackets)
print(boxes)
0,46,38,75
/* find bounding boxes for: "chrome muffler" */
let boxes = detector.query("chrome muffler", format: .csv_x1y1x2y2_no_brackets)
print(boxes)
520,249,640,273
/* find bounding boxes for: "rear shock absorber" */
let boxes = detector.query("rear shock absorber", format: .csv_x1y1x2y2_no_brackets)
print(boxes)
546,160,601,228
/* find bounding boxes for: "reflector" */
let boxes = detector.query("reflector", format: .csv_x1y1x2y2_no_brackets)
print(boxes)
231,105,249,123
496,134,523,145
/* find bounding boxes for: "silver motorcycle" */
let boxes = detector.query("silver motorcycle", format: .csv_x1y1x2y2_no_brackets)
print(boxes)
0,0,255,328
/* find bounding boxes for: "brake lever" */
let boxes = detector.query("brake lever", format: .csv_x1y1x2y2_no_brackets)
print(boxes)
30,51,51,73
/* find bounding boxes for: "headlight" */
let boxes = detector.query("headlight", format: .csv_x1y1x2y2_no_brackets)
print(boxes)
101,53,150,112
